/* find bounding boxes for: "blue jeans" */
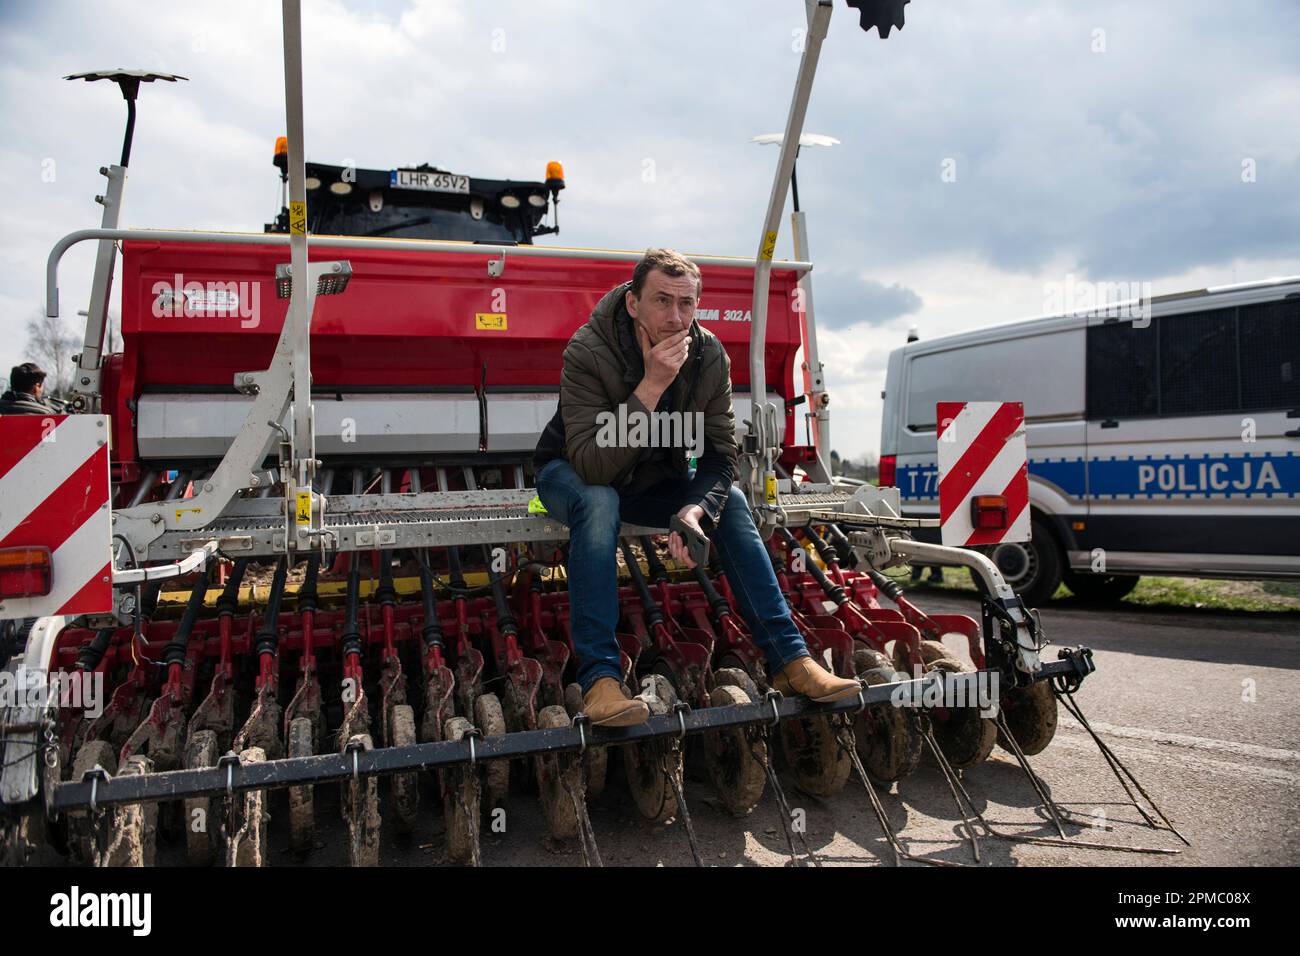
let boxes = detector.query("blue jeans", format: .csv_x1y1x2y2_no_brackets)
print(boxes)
535,458,808,692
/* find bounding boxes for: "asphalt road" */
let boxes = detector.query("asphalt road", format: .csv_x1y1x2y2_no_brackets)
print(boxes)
204,590,1298,868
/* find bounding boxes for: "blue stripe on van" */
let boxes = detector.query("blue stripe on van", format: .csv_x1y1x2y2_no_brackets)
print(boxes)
896,451,1298,502
1089,451,1297,499
896,459,1086,501
1029,458,1087,497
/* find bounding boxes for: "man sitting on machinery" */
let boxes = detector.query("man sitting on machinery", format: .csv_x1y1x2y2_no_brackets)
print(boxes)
534,248,860,726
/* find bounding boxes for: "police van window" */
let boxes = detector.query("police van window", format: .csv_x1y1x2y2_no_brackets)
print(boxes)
1159,307,1237,416
1088,298,1300,421
1086,319,1157,419
1239,298,1300,412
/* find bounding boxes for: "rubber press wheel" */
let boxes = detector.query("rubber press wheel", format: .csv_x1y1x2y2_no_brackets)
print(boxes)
536,704,580,841
473,694,511,808
389,705,419,832
703,684,767,816
341,735,381,867
68,739,117,865
442,717,481,865
854,668,922,785
232,747,269,867
183,730,219,866
623,675,678,824
287,718,315,853
853,647,894,677
926,659,997,770
892,640,997,771
713,666,761,705
780,712,852,798
102,755,158,867
997,680,1058,757
563,683,607,799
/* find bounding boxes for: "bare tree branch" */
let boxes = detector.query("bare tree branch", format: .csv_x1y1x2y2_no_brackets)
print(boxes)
24,308,79,400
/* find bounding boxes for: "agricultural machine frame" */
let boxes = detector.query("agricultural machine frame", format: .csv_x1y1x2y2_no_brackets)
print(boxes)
2,0,1186,868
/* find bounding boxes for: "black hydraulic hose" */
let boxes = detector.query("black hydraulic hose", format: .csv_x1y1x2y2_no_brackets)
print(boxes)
639,536,670,584
254,557,289,658
297,555,321,614
801,524,840,566
483,546,518,637
76,628,116,671
866,568,905,603
691,565,733,621
163,567,210,666
620,541,664,628
417,549,444,648
824,523,859,568
447,547,467,590
215,559,248,617
375,551,397,606
775,526,846,606
138,580,164,622
340,552,364,658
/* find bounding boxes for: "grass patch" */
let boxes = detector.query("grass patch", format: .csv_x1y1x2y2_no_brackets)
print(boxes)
885,566,1300,613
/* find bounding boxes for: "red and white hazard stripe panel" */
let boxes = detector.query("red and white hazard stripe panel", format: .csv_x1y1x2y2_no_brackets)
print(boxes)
0,415,113,619
936,401,1030,547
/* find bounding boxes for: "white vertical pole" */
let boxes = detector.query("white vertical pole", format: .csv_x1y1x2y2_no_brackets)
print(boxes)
281,0,318,542
747,0,833,513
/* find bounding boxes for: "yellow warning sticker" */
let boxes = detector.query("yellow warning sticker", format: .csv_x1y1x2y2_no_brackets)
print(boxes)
760,230,778,261
475,313,508,331
289,201,307,235
764,473,778,504
295,490,312,525
175,507,202,522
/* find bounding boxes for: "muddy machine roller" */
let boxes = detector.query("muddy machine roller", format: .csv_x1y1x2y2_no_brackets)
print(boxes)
1,0,1186,867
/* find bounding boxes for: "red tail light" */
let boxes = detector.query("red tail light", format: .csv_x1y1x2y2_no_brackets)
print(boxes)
970,494,1008,530
878,455,897,487
0,547,52,599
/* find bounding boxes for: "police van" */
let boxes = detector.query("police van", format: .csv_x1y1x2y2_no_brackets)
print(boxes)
878,276,1300,605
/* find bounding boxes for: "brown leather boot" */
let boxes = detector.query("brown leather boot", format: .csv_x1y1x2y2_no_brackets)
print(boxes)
772,655,861,703
583,677,650,726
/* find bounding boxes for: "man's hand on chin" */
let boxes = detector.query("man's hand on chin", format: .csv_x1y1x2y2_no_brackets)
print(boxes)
668,504,707,568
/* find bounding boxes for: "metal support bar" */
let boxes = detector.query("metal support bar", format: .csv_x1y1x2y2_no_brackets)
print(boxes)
70,165,127,412
45,228,813,321
45,660,1091,811
746,0,834,517
886,536,1043,676
790,207,831,483
112,541,217,585
280,0,319,550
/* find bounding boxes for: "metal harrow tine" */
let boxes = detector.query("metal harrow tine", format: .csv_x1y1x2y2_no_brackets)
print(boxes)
994,711,1067,838
917,722,983,864
752,740,800,866
1054,686,1190,846
561,762,603,867
752,727,822,867
661,747,703,867
835,720,965,867
923,713,1180,856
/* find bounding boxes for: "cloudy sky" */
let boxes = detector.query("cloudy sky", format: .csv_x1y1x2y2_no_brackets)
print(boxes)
1,0,1297,458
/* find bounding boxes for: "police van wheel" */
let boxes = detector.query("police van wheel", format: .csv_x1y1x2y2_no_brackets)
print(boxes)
985,518,1062,608
1063,570,1140,604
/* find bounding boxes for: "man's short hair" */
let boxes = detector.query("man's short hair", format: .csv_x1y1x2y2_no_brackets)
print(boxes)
10,362,46,394
630,248,702,298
